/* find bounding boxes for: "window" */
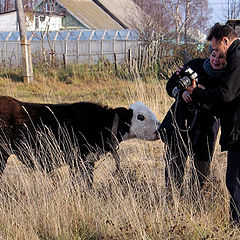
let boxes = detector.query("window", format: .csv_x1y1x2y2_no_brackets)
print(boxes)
40,16,45,22
35,16,39,29
45,2,54,12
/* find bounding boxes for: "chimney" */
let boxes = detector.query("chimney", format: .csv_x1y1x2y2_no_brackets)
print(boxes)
4,0,8,12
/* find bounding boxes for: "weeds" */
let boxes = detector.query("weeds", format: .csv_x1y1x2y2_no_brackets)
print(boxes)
0,137,233,239
0,63,237,239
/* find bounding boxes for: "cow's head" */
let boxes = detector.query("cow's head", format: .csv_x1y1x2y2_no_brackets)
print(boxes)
113,102,160,141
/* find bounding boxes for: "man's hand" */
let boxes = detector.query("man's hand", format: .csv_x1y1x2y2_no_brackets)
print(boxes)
197,84,206,90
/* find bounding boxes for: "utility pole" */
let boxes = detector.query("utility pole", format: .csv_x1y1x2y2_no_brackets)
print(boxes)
184,0,191,44
16,0,33,83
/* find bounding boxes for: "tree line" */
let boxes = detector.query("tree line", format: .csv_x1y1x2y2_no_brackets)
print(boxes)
131,0,240,44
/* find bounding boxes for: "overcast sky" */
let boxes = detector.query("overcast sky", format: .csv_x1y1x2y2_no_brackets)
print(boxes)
208,0,230,25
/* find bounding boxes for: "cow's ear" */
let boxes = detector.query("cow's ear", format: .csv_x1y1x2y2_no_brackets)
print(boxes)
114,107,133,138
115,107,133,120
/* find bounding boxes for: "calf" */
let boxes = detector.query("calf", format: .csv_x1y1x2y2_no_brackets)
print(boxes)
0,96,160,185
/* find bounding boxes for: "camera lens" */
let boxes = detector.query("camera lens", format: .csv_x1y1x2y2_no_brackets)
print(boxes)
178,76,191,90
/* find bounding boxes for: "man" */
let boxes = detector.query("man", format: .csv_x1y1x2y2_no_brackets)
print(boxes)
187,23,240,225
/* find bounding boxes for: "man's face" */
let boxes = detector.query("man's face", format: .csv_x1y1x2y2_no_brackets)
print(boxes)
211,37,231,58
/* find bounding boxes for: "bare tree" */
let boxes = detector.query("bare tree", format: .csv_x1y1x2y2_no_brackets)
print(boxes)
161,0,185,43
225,0,240,19
0,0,15,12
126,0,211,78
0,0,40,13
132,0,211,43
209,1,240,24
162,0,210,43
130,0,171,45
184,0,211,41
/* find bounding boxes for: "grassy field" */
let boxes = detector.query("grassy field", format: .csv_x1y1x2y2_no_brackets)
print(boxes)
0,66,238,239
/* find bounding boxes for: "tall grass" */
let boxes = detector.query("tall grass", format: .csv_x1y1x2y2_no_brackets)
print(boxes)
0,66,238,239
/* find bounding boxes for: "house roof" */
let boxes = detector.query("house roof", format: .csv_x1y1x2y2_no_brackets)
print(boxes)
96,0,141,29
56,0,124,29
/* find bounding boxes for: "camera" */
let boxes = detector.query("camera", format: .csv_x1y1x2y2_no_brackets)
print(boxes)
171,66,198,98
178,67,198,90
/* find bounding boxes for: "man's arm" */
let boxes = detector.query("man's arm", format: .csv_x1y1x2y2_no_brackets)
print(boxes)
188,56,240,105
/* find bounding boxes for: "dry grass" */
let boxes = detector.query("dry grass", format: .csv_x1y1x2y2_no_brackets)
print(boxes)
0,71,239,239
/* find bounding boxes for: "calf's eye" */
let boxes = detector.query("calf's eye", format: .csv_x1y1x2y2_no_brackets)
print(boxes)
137,114,145,121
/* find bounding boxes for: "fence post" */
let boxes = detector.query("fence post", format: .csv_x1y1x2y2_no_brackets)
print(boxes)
128,49,132,73
89,41,91,64
77,41,80,63
63,54,67,68
50,50,55,67
113,53,118,73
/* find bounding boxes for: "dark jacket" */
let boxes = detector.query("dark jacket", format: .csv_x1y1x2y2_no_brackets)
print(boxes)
192,39,240,151
160,58,220,161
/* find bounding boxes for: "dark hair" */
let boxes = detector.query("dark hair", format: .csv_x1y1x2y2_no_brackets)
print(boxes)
207,23,238,42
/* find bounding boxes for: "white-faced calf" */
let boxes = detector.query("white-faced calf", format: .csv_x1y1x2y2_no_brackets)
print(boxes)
0,96,160,186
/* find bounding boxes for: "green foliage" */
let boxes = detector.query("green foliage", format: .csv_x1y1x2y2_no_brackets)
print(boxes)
0,67,24,82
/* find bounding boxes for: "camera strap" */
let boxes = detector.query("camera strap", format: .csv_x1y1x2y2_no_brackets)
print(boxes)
173,92,198,132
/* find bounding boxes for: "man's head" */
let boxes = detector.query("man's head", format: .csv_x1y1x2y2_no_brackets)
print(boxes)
207,23,238,57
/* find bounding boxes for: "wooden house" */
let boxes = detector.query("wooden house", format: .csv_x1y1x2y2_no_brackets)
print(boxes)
0,0,141,31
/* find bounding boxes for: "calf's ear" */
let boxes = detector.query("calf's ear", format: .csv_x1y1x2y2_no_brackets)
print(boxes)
115,107,133,120
114,107,133,138
111,113,119,148
112,113,119,136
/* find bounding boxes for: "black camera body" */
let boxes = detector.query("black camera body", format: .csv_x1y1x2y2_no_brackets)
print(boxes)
178,66,198,90
171,66,198,98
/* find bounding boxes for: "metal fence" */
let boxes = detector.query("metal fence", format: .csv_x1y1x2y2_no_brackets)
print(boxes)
0,29,139,66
